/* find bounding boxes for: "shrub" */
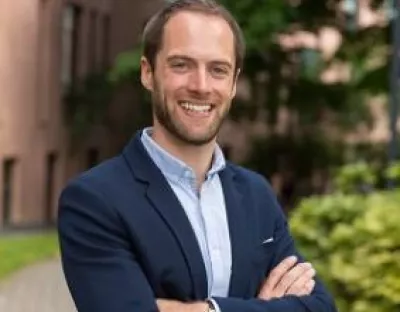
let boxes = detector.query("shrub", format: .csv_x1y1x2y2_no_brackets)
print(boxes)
290,190,400,312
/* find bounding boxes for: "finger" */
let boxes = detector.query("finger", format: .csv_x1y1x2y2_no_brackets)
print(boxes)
274,262,313,296
156,299,168,306
304,279,316,294
286,266,316,296
265,256,298,290
156,300,172,307
285,265,316,294
258,256,297,299
287,280,315,297
156,300,163,310
292,279,316,297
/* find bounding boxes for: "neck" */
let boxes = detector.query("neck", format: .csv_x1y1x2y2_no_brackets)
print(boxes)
151,126,216,188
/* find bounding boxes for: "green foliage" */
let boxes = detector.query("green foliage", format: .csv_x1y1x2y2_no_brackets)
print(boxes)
63,72,114,141
109,47,153,139
109,49,142,84
222,0,389,124
331,160,400,192
333,161,378,193
218,0,289,51
0,232,59,280
385,162,400,183
63,47,150,151
290,190,400,312
245,134,343,178
223,0,390,205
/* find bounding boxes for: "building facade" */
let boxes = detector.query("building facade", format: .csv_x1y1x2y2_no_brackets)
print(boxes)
0,0,162,229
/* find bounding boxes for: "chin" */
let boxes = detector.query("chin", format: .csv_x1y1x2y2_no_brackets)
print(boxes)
182,133,216,146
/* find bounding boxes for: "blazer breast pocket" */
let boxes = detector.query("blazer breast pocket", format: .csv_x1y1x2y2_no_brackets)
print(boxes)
252,239,276,265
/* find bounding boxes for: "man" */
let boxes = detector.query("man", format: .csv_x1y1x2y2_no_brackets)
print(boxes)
58,0,337,311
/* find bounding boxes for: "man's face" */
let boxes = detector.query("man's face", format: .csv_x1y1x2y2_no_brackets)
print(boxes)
141,11,238,146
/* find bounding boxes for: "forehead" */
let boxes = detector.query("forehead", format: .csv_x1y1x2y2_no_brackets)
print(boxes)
160,11,235,64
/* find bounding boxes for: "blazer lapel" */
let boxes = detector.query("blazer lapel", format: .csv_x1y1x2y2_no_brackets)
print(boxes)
122,133,208,300
219,166,253,297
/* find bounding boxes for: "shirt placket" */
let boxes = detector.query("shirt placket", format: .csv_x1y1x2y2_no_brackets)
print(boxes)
200,179,226,297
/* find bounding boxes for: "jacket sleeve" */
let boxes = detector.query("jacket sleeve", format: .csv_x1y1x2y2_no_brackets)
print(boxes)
57,180,158,312
212,178,337,312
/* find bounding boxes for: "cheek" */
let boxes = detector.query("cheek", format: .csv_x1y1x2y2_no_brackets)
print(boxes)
216,81,236,101
162,74,188,96
161,66,187,87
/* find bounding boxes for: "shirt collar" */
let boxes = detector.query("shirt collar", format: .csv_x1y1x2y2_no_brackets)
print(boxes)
141,127,226,184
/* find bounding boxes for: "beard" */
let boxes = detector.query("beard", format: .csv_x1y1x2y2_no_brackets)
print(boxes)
151,81,230,146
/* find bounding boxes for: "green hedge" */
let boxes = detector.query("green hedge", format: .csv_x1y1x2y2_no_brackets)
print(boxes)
290,190,400,312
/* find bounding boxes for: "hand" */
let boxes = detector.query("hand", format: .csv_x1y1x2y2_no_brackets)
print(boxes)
257,256,316,300
156,299,208,312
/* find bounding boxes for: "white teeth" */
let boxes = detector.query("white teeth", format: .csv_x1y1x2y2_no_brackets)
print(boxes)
180,102,211,112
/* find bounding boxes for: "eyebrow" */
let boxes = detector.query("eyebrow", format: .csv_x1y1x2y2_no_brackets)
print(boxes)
166,55,233,69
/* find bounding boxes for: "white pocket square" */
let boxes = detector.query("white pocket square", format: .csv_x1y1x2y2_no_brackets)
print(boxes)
262,237,274,244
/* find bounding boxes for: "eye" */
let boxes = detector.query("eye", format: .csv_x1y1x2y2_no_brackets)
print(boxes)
210,66,229,78
170,60,188,72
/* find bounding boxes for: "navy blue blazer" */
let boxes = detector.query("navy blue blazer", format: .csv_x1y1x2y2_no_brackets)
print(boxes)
58,132,337,312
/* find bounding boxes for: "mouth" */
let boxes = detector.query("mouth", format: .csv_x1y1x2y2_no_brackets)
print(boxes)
178,101,215,114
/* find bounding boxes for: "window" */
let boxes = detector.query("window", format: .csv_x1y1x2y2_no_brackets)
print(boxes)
44,153,57,223
102,15,111,68
88,10,98,71
2,158,16,226
86,148,100,169
61,4,82,90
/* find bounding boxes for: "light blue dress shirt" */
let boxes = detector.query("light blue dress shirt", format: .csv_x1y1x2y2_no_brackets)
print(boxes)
141,128,232,305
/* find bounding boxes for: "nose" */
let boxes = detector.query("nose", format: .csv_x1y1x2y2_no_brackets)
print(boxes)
187,67,211,95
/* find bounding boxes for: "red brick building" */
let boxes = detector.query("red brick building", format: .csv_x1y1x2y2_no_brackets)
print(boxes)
0,0,162,228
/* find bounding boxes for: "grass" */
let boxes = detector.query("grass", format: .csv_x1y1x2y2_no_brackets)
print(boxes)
0,231,59,280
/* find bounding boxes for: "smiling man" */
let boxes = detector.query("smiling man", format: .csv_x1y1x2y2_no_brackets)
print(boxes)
58,1,337,312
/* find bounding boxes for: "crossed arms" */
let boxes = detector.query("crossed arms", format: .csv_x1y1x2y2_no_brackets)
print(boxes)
157,255,318,311
58,180,337,312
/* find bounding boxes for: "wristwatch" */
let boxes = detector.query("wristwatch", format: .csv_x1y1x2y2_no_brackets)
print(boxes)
206,299,216,312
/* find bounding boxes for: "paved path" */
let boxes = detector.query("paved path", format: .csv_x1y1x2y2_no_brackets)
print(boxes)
0,259,76,312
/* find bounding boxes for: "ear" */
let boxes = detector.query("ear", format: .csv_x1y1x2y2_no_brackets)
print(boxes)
140,56,154,91
230,68,240,99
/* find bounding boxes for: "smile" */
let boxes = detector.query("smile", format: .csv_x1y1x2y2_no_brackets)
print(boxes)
178,101,214,113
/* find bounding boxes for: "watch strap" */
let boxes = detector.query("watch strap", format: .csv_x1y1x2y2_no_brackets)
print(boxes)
206,299,216,312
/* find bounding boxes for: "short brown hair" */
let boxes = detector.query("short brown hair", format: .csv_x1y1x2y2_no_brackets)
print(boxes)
142,0,245,72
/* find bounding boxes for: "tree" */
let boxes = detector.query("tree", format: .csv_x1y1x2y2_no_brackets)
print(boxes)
219,0,391,206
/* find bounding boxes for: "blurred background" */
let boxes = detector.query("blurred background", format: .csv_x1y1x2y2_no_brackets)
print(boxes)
0,0,399,311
